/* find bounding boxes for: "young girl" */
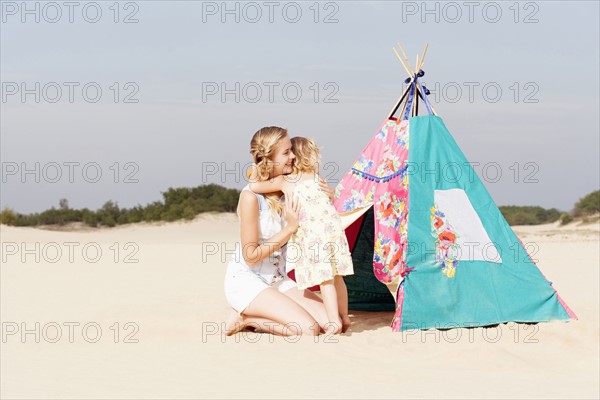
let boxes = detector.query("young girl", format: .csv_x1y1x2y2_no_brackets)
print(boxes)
250,137,354,334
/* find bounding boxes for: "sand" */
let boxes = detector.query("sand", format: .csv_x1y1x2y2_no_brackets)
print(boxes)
1,214,598,399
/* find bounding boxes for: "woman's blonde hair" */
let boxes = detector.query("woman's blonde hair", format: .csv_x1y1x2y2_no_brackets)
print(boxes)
249,126,288,215
291,136,320,174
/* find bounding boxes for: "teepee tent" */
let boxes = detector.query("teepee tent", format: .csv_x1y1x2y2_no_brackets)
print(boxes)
333,44,577,331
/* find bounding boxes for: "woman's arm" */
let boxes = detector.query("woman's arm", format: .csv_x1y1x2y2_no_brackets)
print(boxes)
238,190,299,267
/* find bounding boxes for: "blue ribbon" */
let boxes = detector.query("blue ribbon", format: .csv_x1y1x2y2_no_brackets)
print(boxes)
402,82,416,120
402,69,433,120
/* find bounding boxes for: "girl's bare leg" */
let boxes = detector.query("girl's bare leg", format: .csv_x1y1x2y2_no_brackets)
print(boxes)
319,280,342,334
334,275,352,332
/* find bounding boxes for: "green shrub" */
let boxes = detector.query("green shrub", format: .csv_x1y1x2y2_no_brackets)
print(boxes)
573,190,600,217
82,208,98,227
499,206,562,225
0,208,17,225
559,212,573,225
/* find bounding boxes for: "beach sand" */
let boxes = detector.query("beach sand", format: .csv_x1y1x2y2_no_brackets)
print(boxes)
1,214,598,399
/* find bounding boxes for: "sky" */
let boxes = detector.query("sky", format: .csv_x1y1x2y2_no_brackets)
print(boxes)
1,0,599,214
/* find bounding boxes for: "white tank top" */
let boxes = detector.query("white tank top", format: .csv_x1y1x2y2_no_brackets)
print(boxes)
229,185,287,284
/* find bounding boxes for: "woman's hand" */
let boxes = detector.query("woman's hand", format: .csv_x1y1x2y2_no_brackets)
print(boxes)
318,177,335,201
284,194,300,235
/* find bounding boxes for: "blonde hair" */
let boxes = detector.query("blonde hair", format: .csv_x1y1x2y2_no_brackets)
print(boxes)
291,136,320,174
249,126,288,215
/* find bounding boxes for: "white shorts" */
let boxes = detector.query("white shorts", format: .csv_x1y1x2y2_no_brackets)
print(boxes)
224,261,297,315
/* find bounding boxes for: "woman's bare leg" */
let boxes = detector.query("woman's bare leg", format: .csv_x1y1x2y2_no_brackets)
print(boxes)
226,309,289,336
319,280,342,334
225,309,245,335
334,275,352,332
225,313,297,336
283,287,329,332
241,287,321,336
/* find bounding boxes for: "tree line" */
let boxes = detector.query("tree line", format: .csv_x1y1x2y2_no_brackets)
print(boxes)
0,186,598,228
499,190,598,225
0,184,239,227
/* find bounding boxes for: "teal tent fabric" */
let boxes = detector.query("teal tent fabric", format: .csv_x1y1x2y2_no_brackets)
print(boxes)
400,115,572,331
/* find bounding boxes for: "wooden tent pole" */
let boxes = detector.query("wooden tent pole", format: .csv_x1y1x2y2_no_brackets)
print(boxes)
390,43,438,118
387,79,413,119
414,54,419,116
399,43,417,119
392,47,412,77
398,43,415,75
412,85,417,117
399,91,410,119
390,44,413,119
418,43,429,71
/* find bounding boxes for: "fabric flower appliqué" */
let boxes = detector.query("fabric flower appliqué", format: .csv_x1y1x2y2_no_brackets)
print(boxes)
431,204,460,278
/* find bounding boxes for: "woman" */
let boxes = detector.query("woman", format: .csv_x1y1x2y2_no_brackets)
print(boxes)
224,126,330,336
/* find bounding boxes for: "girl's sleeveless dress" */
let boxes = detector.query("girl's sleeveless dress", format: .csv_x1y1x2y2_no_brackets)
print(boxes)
224,186,296,314
286,179,354,290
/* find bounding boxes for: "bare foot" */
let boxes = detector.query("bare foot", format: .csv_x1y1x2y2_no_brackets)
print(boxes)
341,316,352,333
225,308,244,336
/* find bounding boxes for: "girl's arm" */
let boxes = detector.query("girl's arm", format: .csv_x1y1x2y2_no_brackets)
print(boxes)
249,174,286,194
238,190,299,267
317,175,334,200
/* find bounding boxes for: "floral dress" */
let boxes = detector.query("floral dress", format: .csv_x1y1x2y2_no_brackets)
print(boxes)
286,178,354,289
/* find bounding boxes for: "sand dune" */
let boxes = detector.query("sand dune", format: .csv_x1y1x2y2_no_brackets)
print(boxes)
1,214,598,399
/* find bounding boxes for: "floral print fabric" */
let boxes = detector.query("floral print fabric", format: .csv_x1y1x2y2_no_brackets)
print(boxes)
333,119,410,284
288,179,354,290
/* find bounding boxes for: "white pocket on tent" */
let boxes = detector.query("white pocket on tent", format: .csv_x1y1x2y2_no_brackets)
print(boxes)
434,188,502,263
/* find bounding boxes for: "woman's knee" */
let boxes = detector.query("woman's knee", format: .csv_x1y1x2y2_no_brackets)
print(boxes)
244,289,320,335
286,318,320,336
